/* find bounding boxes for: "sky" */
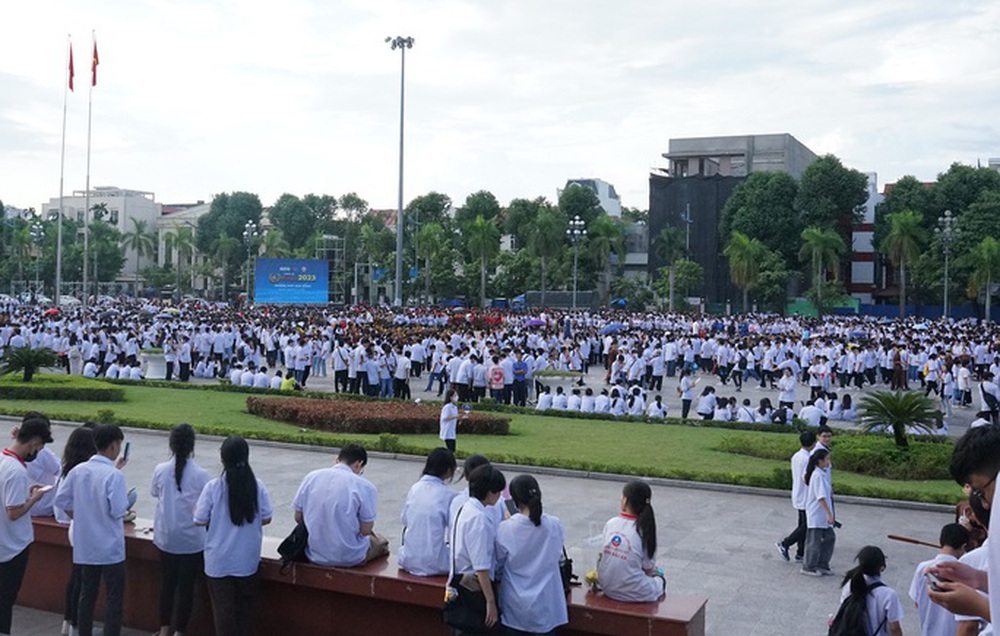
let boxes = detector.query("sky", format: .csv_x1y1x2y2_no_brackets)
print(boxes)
2,0,999,214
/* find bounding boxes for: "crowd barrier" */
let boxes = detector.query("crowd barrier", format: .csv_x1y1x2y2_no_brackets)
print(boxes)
20,517,707,635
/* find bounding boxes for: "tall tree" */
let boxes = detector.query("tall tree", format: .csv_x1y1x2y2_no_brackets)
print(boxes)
503,197,546,251
196,192,263,255
586,214,624,305
466,215,500,307
880,210,927,317
933,163,1000,217
417,222,446,301
723,231,766,313
653,225,685,311
795,154,869,228
455,191,501,230
120,218,156,276
558,185,603,226
210,233,241,300
719,171,800,265
337,192,367,222
964,236,1000,323
260,228,291,258
873,175,932,253
268,194,317,251
528,207,566,307
798,226,846,311
302,194,339,234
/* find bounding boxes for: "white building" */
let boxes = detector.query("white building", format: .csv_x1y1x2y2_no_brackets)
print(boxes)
560,179,623,217
157,202,213,293
41,186,161,282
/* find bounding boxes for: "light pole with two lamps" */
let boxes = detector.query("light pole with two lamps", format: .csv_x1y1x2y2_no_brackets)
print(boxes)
30,222,44,297
937,209,959,319
386,35,414,307
242,220,259,305
567,215,587,311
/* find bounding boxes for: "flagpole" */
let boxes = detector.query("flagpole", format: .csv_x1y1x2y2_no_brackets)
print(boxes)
83,31,95,311
56,35,71,308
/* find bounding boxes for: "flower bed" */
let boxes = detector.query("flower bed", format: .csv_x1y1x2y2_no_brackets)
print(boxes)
246,397,510,436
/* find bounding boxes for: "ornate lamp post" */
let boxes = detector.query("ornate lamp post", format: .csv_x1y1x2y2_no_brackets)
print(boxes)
242,220,258,304
937,209,959,319
567,215,587,311
30,221,44,297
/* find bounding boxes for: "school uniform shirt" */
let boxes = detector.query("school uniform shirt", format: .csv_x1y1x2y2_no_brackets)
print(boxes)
956,542,991,634
839,575,904,636
0,451,33,561
24,447,60,517
908,553,958,636
790,448,810,511
495,513,569,634
54,455,129,565
440,403,458,441
695,394,716,416
451,498,498,578
398,475,458,576
193,476,273,578
805,467,833,529
292,463,379,567
536,393,554,411
150,458,211,555
597,514,664,603
581,395,596,413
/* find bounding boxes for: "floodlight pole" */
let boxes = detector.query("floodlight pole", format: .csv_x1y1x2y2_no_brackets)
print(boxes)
567,215,587,311
386,35,414,308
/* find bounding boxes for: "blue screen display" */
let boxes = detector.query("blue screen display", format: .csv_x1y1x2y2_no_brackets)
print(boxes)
254,258,328,304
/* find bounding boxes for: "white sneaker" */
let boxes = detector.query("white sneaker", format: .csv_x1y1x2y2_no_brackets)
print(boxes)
61,620,71,636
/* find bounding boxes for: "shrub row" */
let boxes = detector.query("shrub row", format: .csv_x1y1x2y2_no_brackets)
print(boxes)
715,433,953,481
0,375,125,402
245,397,511,436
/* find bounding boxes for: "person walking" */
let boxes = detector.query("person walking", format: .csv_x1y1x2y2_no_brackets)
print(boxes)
193,437,273,636
439,389,465,454
801,448,836,577
833,546,904,635
150,424,210,636
776,431,816,564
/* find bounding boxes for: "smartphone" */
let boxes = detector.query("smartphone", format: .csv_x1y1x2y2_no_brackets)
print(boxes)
35,484,54,494
926,572,945,592
123,441,131,461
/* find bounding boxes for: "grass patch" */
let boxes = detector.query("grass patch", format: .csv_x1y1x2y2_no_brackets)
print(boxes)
0,382,963,504
0,374,125,402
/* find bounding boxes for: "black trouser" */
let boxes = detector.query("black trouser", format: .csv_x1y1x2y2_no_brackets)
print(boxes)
179,361,191,382
335,369,349,392
512,380,527,406
207,575,258,636
649,374,663,391
781,509,808,560
682,399,692,419
394,378,411,399
165,360,175,381
444,438,456,453
64,564,82,626
0,546,30,634
159,550,202,633
78,561,125,636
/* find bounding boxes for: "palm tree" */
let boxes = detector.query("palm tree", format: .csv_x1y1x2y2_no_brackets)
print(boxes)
654,225,685,311
1,346,58,382
210,233,241,301
964,236,1000,323
723,231,766,313
10,225,31,284
798,226,847,311
120,218,156,289
858,390,941,449
417,223,445,301
466,215,500,307
879,210,927,318
528,208,565,307
587,215,624,305
260,228,291,258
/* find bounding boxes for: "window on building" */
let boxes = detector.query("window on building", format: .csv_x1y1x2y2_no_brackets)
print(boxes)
109,209,119,224
76,209,84,223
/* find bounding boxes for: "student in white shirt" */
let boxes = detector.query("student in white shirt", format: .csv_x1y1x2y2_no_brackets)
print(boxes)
645,395,666,419
398,449,458,577
909,523,967,636
801,449,835,576
551,387,568,411
495,475,569,634
594,389,610,414
448,465,507,631
535,386,554,411
836,546,904,635
694,386,717,420
439,390,464,454
292,444,388,568
777,432,815,564
566,388,582,412
151,424,211,636
580,388,596,413
54,424,129,636
54,425,97,636
193,436,273,636
596,480,665,602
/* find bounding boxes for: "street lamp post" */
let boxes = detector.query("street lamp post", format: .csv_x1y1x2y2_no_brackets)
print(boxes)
937,209,959,319
242,220,258,305
386,35,414,308
567,215,587,311
680,203,693,252
30,222,44,297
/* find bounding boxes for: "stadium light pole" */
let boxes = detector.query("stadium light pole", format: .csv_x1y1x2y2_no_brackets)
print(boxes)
242,220,258,305
386,35,414,308
567,215,587,311
937,209,958,319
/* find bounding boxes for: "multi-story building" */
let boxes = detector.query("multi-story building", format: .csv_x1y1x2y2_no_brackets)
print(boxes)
560,179,623,217
663,133,818,180
848,173,883,303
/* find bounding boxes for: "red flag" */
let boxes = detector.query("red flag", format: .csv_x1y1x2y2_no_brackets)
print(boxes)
91,40,99,87
68,44,75,91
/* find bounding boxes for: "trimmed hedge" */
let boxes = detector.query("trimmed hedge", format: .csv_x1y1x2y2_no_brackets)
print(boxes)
0,375,125,402
715,433,953,480
246,396,511,436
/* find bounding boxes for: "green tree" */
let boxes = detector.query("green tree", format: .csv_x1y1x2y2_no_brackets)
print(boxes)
120,218,156,276
610,276,653,310
406,192,452,228
417,222,446,301
795,154,869,228
880,210,927,317
653,225,686,311
720,171,800,264
528,207,566,307
88,220,126,283
859,391,941,449
963,236,1000,323
10,224,30,284
455,191,501,230
337,192,367,222
503,197,546,251
558,185,603,226
955,191,1000,256
492,250,536,299
673,258,704,298
302,194,339,234
210,233,241,301
586,214,624,305
798,226,846,311
466,215,500,307
621,207,648,224
933,163,1000,218
756,248,792,312
196,192,263,255
260,228,291,258
723,231,766,313
268,194,317,251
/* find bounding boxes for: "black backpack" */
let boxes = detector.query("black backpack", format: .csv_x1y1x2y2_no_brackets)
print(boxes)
828,582,885,636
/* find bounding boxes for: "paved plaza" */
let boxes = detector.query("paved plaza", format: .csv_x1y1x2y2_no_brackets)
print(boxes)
18,417,958,635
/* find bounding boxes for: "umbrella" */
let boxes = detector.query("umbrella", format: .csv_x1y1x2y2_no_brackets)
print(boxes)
155,312,175,319
610,298,627,307
43,308,61,316
600,322,625,335
524,318,546,327
162,307,181,314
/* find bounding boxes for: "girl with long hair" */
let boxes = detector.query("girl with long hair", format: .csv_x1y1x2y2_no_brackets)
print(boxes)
56,425,96,636
193,436,273,636
802,448,835,576
597,480,666,602
836,546,904,635
398,448,458,577
495,475,569,634
151,424,210,636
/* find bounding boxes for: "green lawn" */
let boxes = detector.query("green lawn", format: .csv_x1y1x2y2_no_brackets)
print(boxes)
0,385,962,504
